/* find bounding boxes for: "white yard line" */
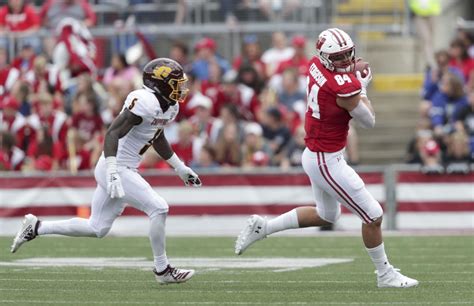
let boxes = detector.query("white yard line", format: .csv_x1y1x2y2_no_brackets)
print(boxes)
1,270,472,275
0,257,354,272
0,279,471,284
0,300,471,305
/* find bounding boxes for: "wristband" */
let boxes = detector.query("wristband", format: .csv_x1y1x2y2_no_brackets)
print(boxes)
166,153,185,170
360,87,367,97
105,156,118,172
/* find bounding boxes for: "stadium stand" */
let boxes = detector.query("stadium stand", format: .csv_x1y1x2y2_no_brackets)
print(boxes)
0,0,472,170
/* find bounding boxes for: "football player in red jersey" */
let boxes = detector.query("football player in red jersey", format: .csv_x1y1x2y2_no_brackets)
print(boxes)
236,28,418,288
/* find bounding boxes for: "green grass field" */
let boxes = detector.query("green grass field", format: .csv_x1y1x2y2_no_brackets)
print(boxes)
0,235,473,305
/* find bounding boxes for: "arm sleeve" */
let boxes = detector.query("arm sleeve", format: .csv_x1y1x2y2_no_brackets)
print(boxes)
349,101,375,129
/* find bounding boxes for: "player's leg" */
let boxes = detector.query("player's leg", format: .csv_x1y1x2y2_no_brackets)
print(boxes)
121,169,194,284
316,150,418,288
235,148,338,255
11,160,125,253
36,185,123,238
37,157,125,238
10,185,122,252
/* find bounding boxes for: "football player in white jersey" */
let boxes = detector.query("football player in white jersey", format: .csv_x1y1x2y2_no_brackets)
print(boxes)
11,58,201,284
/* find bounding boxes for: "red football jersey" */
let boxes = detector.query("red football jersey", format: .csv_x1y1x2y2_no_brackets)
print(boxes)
305,57,361,152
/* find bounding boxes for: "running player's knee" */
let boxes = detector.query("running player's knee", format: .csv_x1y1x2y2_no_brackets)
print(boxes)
366,204,383,225
145,196,169,219
317,206,341,224
149,207,169,219
94,226,111,238
89,222,111,238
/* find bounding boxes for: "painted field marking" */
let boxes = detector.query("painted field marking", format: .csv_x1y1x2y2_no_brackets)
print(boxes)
0,257,353,272
0,300,472,305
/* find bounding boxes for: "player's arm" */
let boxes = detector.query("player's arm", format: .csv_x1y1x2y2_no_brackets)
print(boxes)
152,132,202,187
152,130,174,160
104,109,142,157
103,109,142,198
337,69,375,128
337,94,375,129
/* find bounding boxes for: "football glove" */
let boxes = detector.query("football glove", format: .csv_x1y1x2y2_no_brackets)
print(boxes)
176,165,202,187
356,68,372,96
105,157,125,198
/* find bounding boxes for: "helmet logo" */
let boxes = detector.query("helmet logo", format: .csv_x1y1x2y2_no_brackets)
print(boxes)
316,37,326,50
152,66,172,80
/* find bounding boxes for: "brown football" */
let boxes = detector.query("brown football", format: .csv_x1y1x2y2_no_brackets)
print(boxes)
354,60,370,78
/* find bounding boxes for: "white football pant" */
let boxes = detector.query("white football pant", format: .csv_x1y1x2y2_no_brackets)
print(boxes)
301,148,383,224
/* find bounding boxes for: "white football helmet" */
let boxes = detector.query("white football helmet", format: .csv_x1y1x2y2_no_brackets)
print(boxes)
316,28,355,73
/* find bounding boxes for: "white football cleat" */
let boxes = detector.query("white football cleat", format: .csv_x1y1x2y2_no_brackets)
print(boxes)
377,266,419,288
235,214,267,255
153,265,195,284
11,214,39,253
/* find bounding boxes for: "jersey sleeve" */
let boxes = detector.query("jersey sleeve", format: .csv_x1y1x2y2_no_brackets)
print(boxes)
333,73,362,98
123,92,150,118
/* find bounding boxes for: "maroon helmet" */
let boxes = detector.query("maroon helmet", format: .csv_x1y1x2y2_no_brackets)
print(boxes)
142,58,189,104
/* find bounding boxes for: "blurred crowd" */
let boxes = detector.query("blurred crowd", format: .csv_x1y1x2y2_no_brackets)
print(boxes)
0,0,333,172
407,28,474,173
3,0,472,174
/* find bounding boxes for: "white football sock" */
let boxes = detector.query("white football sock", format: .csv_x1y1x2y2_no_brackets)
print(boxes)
37,218,96,237
266,209,299,235
366,242,391,275
150,213,169,272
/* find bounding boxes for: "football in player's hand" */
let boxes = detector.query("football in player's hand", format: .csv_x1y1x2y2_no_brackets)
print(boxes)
354,60,370,78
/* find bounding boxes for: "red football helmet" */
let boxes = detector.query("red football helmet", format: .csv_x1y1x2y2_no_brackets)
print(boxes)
316,28,355,73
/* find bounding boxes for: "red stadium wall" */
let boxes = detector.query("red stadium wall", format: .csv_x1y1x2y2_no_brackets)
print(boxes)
0,171,472,219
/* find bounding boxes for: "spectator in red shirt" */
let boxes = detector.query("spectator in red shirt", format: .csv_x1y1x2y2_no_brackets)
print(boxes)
11,43,35,76
449,39,474,84
25,55,63,107
0,0,40,33
276,35,309,76
214,70,260,121
70,92,104,170
0,0,41,51
0,130,25,171
232,34,266,80
171,120,196,166
40,0,96,29
28,93,69,169
0,95,29,151
267,35,308,98
0,46,20,98
200,60,222,105
189,94,216,141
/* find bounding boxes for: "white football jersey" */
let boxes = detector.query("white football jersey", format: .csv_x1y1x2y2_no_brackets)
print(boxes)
116,88,179,168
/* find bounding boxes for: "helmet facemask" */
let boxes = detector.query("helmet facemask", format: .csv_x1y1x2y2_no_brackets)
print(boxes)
168,75,189,104
328,47,355,72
